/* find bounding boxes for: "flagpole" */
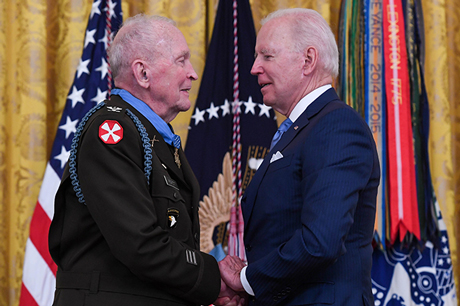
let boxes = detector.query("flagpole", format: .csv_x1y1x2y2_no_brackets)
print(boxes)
230,0,244,259
184,0,276,262
105,0,113,95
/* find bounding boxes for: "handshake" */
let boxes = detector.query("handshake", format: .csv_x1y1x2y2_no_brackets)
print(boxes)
214,255,249,306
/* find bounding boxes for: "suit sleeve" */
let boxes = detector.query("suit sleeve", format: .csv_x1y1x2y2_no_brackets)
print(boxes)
246,107,377,303
77,112,220,305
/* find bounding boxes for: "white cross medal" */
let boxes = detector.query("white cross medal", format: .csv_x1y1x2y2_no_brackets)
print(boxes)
99,120,123,144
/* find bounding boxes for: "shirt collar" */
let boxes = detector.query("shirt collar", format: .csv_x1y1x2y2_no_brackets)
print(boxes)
111,88,178,147
289,84,332,123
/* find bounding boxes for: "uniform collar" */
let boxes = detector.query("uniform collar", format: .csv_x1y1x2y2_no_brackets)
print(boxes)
111,88,178,147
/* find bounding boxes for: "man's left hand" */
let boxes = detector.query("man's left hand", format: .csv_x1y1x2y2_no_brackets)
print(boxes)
218,255,246,293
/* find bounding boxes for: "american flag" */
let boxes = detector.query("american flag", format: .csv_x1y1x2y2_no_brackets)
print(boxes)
18,1,122,305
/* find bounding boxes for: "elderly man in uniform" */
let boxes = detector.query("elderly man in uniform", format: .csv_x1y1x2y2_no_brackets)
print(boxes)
49,14,242,306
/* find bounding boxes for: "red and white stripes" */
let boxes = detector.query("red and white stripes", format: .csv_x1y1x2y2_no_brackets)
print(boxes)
19,164,59,306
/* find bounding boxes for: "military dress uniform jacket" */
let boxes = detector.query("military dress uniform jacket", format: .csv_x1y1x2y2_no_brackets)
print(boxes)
49,94,220,306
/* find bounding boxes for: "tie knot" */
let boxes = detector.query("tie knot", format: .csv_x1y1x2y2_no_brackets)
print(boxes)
279,118,293,132
270,118,293,150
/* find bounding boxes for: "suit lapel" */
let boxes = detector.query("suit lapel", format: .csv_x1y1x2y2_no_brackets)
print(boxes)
243,88,341,229
273,89,339,152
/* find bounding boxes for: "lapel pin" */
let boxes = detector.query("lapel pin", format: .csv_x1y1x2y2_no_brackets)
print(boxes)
294,126,299,130
174,148,181,168
151,135,160,148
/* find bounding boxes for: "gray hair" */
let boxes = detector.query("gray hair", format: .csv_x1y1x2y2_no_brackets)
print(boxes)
108,14,176,80
262,8,339,78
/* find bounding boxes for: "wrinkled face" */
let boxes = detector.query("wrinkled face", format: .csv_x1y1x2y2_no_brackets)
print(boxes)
251,17,306,115
149,26,198,120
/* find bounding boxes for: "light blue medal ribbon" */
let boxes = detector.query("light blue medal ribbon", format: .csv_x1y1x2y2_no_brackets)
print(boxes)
111,88,181,149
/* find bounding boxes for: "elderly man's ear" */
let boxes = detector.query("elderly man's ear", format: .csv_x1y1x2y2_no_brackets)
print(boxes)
132,60,150,88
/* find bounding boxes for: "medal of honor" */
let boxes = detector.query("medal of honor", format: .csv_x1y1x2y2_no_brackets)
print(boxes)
174,148,181,168
150,135,159,147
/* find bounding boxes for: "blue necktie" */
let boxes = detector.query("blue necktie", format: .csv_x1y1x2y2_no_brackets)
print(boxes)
270,118,293,150
173,135,181,149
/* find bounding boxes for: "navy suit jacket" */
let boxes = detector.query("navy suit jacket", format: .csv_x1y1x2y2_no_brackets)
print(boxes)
242,88,380,305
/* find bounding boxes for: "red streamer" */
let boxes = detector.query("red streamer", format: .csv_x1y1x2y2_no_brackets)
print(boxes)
383,0,420,243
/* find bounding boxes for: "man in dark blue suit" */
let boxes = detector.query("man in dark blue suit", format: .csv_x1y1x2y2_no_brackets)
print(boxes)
217,8,380,306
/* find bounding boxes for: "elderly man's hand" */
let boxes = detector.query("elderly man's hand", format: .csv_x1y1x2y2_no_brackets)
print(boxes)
213,279,247,306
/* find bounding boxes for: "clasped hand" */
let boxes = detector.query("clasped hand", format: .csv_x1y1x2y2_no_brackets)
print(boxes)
214,255,248,306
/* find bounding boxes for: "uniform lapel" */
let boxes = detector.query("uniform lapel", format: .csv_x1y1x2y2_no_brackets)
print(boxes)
178,148,201,237
111,95,188,188
178,148,200,205
148,129,187,185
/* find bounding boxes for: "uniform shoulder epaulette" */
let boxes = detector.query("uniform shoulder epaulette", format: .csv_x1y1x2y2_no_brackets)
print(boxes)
68,101,153,205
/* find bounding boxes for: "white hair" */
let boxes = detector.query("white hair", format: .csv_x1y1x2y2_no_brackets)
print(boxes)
261,8,339,78
108,14,176,80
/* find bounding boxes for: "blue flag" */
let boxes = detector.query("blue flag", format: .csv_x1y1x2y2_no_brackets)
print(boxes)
185,0,277,199
371,204,457,305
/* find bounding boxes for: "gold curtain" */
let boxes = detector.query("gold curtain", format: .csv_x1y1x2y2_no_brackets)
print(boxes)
0,0,458,305
423,0,460,303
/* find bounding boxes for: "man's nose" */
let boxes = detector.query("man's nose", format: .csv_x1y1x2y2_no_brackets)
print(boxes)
250,58,262,75
188,63,198,80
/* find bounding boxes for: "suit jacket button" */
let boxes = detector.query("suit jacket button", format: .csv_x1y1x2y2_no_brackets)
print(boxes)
194,233,199,241
245,245,252,252
173,192,178,198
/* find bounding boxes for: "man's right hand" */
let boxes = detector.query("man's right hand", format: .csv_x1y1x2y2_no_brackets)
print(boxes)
214,279,247,306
